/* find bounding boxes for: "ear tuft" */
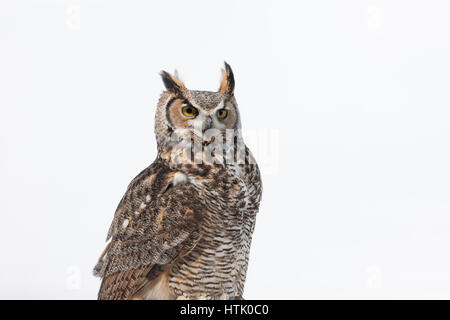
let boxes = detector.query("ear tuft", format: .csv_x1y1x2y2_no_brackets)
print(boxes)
218,61,235,95
160,70,185,94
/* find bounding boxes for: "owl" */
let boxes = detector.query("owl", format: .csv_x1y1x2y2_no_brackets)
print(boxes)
93,62,262,300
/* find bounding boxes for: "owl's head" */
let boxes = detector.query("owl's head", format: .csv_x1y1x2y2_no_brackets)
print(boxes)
154,62,241,153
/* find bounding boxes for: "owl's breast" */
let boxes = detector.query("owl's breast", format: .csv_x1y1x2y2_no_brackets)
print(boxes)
168,164,256,299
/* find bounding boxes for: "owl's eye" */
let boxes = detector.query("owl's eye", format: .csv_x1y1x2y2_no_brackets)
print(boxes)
216,109,228,120
181,105,198,118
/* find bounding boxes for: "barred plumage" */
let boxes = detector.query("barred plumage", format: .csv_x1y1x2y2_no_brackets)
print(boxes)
93,63,262,300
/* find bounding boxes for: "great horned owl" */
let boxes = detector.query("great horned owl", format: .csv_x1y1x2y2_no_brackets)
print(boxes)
93,62,262,300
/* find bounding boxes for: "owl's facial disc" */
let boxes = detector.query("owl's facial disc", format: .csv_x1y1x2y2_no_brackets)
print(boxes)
167,97,237,135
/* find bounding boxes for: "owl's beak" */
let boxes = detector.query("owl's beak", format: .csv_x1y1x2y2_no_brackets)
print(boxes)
203,116,213,132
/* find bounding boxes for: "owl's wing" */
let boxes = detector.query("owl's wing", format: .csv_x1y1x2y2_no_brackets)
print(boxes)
93,163,204,300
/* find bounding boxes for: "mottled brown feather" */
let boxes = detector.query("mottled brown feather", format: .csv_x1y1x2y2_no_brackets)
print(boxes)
95,160,205,300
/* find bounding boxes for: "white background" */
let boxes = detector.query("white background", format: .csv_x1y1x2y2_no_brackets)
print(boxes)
1,0,450,299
